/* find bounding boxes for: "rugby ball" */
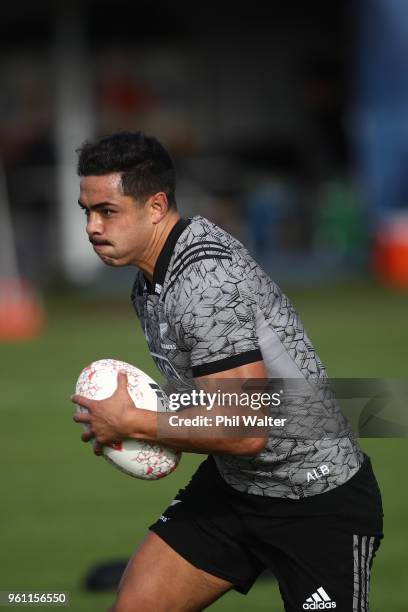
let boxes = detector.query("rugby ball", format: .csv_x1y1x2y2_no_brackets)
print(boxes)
74,359,181,480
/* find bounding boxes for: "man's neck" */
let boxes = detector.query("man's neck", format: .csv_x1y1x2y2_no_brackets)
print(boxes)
136,211,181,281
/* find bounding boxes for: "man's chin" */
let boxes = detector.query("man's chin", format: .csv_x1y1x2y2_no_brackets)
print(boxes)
99,254,128,267
98,254,117,266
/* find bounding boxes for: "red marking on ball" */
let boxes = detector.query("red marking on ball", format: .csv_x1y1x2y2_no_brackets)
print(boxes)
108,441,123,451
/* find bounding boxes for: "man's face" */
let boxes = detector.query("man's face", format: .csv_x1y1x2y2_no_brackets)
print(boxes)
79,173,153,267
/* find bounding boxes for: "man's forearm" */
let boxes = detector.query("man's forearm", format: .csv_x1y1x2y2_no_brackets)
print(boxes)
149,435,266,456
127,408,267,456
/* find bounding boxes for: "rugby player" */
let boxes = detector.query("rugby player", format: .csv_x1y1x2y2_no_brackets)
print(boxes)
72,132,383,612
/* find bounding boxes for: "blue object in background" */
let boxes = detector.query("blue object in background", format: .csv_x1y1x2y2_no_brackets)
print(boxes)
354,0,408,228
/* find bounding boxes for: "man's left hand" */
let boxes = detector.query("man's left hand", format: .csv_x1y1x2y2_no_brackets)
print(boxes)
71,371,137,448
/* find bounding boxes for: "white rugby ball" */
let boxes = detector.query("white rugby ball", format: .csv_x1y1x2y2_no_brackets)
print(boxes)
75,359,181,480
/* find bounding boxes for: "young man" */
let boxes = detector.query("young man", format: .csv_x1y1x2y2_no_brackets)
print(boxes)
72,132,383,612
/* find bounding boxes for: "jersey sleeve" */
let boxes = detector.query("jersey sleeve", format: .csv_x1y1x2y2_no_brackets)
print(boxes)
173,263,262,377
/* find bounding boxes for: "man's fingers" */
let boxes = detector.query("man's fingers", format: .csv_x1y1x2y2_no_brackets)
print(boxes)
73,411,91,424
81,429,94,443
71,394,96,411
93,441,104,456
116,370,129,391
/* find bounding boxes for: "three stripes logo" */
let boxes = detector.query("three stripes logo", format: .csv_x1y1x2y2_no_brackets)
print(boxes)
303,587,336,609
162,241,232,300
353,534,378,612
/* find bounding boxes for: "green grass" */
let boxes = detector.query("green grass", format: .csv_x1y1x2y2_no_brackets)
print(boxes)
0,282,407,611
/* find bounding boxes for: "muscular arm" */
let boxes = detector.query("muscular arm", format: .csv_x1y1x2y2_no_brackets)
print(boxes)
72,361,269,456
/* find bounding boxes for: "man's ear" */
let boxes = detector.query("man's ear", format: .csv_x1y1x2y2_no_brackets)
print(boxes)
148,192,170,223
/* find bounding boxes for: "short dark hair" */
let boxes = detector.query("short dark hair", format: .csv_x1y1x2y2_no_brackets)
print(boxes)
76,131,176,208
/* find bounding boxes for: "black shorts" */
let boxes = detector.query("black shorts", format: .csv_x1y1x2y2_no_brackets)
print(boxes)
150,455,383,612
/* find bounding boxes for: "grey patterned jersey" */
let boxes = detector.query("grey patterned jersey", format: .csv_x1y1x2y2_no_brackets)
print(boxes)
131,216,364,499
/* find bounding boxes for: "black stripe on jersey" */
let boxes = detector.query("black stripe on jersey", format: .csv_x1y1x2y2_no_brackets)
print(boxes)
175,252,232,277
173,240,229,265
168,245,231,288
192,349,263,377
163,254,232,301
152,218,191,292
171,240,231,276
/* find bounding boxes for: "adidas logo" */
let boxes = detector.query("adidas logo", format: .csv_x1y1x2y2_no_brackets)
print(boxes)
159,322,176,349
302,587,336,609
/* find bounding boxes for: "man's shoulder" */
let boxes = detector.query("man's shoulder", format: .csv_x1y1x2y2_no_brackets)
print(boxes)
163,216,252,299
174,215,236,256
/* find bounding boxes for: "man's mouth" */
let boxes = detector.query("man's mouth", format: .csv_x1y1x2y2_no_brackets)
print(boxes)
90,239,112,247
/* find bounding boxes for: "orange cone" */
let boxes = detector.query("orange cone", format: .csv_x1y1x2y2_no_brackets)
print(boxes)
374,214,408,289
0,279,44,340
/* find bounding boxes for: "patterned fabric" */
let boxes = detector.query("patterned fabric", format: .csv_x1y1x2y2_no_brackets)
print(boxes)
131,216,364,499
353,535,380,611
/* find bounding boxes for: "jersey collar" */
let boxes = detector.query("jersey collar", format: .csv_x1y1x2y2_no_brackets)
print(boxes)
146,217,190,296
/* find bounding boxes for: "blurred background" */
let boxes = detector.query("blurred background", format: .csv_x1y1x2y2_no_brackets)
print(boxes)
0,1,407,610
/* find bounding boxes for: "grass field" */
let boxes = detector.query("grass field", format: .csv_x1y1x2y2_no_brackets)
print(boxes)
1,282,407,611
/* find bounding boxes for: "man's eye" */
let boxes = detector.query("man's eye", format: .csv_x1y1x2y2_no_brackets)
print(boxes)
82,208,90,217
102,209,114,217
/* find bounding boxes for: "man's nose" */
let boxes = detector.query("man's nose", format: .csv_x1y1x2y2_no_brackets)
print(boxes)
86,213,103,236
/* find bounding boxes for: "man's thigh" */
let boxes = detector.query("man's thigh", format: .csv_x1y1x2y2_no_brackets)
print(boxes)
252,516,382,612
110,532,233,612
